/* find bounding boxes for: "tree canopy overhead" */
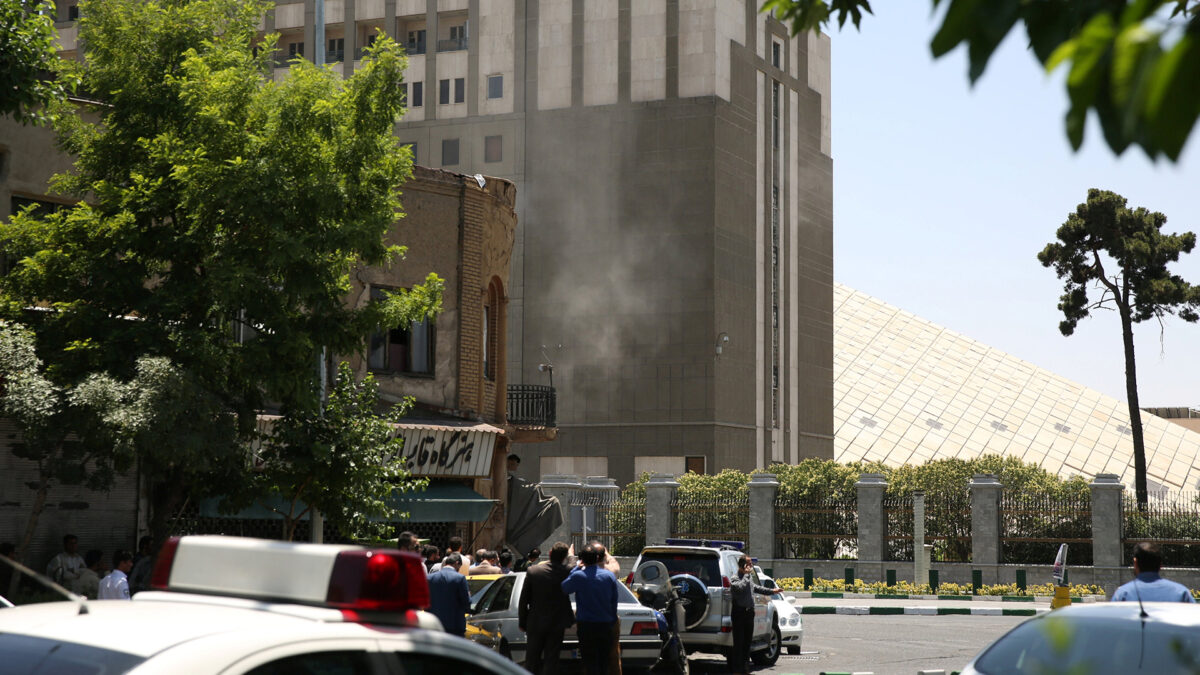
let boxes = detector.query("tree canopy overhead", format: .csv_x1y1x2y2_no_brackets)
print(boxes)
0,0,65,124
0,0,441,544
760,0,1200,161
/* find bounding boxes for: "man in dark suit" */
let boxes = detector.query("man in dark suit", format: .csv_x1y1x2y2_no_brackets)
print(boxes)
518,541,575,675
427,553,471,636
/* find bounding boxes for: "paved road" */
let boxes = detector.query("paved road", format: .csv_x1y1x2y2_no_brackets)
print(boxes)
685,613,1028,675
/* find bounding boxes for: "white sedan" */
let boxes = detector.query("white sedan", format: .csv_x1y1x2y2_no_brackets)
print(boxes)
756,566,803,655
0,536,527,675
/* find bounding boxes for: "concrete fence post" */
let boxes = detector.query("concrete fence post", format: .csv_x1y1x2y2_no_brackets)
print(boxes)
970,474,1003,573
645,473,679,546
748,473,780,559
537,474,582,551
856,473,888,563
1090,474,1125,568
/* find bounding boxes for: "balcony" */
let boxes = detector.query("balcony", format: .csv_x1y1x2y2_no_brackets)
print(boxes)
403,40,427,55
436,36,468,52
507,384,556,428
325,49,345,63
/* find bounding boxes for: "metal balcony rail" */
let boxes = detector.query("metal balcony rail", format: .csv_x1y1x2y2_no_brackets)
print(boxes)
403,40,427,55
325,49,345,63
436,36,468,52
507,384,555,427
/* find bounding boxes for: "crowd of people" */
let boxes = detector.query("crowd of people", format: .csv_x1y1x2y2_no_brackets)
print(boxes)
1,533,155,601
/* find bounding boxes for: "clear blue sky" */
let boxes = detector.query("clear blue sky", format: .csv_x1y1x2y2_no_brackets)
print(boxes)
830,4,1200,408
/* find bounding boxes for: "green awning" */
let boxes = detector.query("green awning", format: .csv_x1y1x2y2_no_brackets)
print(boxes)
198,483,496,523
391,483,496,523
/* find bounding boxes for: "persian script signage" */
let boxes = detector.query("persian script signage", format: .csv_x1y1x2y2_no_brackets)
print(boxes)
394,425,499,477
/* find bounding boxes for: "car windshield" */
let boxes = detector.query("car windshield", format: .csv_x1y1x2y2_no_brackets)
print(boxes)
973,613,1200,674
638,553,721,586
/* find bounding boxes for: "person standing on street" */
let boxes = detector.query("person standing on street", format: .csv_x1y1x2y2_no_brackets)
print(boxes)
427,553,471,636
470,550,503,576
46,534,85,589
1112,542,1196,603
128,536,155,594
561,543,620,675
518,542,574,675
729,555,782,674
99,550,133,600
589,542,623,675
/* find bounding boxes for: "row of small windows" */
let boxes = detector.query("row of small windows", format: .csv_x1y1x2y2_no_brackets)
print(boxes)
400,75,502,108
402,136,503,166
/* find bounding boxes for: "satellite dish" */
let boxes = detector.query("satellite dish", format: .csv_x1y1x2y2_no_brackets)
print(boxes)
474,174,486,189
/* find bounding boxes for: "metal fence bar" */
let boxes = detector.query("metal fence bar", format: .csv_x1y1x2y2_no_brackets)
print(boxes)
774,494,857,559
569,493,646,557
1000,493,1093,565
669,495,749,544
1122,492,1200,566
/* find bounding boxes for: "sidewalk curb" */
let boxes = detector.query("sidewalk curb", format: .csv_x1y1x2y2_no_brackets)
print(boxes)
797,605,1049,617
786,591,1101,603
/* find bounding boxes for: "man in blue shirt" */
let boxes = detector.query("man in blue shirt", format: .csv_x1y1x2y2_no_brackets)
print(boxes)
561,543,620,675
1112,542,1195,603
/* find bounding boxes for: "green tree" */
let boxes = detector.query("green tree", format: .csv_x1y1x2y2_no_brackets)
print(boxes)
230,363,427,541
760,0,1200,161
0,0,64,124
1038,189,1200,508
0,0,441,544
0,322,126,560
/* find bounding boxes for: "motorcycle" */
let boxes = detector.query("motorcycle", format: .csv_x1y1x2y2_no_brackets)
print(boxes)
632,561,689,675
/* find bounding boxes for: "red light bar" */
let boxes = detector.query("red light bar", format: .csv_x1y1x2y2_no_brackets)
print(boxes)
150,537,181,590
326,549,430,612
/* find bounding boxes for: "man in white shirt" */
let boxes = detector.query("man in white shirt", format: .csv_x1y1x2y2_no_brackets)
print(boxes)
45,534,85,588
99,550,133,600
73,550,104,599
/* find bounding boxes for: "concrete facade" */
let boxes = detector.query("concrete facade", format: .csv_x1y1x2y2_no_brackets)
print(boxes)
55,0,837,484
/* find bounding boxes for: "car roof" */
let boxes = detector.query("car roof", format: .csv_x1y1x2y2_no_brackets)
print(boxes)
1038,602,1200,625
0,598,354,658
638,546,726,556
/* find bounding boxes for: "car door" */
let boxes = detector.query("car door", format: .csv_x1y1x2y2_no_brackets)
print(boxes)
468,576,516,651
749,567,771,638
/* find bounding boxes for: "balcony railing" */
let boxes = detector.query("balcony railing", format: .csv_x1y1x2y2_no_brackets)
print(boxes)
325,49,345,63
507,385,556,427
436,36,468,52
403,40,427,55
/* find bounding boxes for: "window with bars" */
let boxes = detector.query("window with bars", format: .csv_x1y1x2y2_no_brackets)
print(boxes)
368,287,435,375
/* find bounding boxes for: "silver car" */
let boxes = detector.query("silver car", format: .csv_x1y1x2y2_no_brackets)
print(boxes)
630,541,782,667
466,572,662,667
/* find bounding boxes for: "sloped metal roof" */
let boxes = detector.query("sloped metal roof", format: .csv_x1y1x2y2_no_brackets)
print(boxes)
834,284,1200,491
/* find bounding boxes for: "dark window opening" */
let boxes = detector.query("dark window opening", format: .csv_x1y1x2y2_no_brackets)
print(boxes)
685,456,706,475
439,79,450,105
368,288,435,375
454,77,465,104
442,138,460,166
411,81,423,107
484,135,502,163
487,75,503,99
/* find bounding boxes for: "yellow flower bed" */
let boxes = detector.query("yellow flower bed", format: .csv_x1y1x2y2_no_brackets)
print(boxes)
775,576,1106,597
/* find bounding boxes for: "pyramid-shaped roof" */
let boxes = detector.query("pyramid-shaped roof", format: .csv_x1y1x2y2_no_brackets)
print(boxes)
834,284,1200,491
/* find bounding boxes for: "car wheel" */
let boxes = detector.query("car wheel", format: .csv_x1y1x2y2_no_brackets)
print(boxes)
750,624,781,667
499,639,512,660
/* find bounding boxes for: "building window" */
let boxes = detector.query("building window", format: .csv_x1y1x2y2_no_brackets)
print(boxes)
368,287,435,375
442,138,459,165
327,37,344,63
403,142,417,161
439,79,450,105
772,80,780,150
685,456,706,475
487,75,503,99
411,81,423,107
772,41,781,69
484,135,502,163
288,42,304,58
440,23,468,51
454,77,465,103
67,4,79,20
406,29,426,55
484,280,501,381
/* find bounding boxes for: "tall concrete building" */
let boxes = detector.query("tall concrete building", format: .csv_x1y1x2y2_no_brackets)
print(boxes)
48,0,836,484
